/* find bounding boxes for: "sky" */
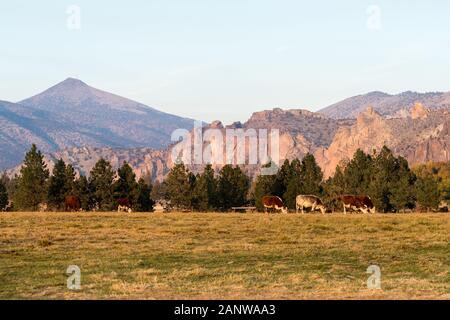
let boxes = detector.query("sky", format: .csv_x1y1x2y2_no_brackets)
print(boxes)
1,0,450,124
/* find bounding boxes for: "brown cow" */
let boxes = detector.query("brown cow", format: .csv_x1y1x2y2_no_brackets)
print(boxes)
339,195,375,214
262,196,287,213
117,198,132,213
65,196,81,212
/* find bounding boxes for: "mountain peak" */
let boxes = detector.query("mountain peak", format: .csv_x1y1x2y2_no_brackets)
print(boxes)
62,77,86,85
54,77,88,89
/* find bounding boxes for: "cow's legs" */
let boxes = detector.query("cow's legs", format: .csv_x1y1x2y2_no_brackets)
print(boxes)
301,206,304,214
296,203,298,214
343,204,346,215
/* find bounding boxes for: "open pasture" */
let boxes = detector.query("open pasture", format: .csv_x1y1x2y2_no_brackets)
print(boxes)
0,212,449,299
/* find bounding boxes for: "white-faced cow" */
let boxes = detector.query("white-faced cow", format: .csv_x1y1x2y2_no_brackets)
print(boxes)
339,195,375,214
261,196,287,213
117,198,132,213
296,195,326,214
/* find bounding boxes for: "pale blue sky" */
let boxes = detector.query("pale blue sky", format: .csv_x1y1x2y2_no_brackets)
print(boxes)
1,0,450,124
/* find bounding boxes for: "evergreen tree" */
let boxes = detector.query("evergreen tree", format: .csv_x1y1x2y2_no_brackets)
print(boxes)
47,159,69,210
134,178,155,212
368,146,396,212
323,165,346,211
416,176,440,211
343,149,373,194
203,164,218,210
14,144,49,211
282,158,302,209
65,164,76,195
113,162,138,205
216,165,249,210
89,158,115,211
253,163,276,211
390,156,417,211
191,173,209,211
1,172,16,202
165,162,192,210
74,175,91,211
0,180,8,211
151,180,168,202
299,153,323,195
272,159,292,197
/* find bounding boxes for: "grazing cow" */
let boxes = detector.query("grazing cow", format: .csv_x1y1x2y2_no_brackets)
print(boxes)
296,195,326,214
38,203,48,212
339,195,375,214
65,196,80,212
117,198,132,213
261,196,287,213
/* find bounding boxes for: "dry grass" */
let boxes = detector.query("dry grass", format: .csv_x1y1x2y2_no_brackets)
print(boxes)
0,212,449,299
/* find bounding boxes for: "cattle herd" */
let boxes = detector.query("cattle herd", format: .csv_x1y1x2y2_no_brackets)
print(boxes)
262,195,376,214
61,194,375,214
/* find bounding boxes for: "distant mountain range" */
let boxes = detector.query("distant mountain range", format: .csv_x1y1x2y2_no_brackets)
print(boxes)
319,91,450,119
1,80,450,175
0,78,196,169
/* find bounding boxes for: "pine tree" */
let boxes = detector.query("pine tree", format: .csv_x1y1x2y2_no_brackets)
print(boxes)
89,158,115,211
343,149,373,194
299,153,323,195
134,178,155,212
191,173,209,211
74,175,91,211
216,165,249,210
323,165,346,211
0,180,8,211
272,159,292,198
65,164,76,195
253,163,276,211
113,161,138,205
368,146,396,212
1,172,16,202
390,156,417,211
203,164,218,210
416,176,440,211
165,162,192,210
14,144,49,211
47,159,69,210
151,180,168,202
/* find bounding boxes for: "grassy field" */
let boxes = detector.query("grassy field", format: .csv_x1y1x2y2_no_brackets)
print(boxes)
0,212,449,299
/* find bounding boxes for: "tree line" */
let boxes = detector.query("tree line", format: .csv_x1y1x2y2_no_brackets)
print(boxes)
0,144,448,212
0,145,154,211
252,146,447,212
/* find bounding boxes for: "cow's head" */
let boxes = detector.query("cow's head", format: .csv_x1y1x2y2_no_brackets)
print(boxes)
281,207,288,214
318,205,326,214
370,207,376,214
